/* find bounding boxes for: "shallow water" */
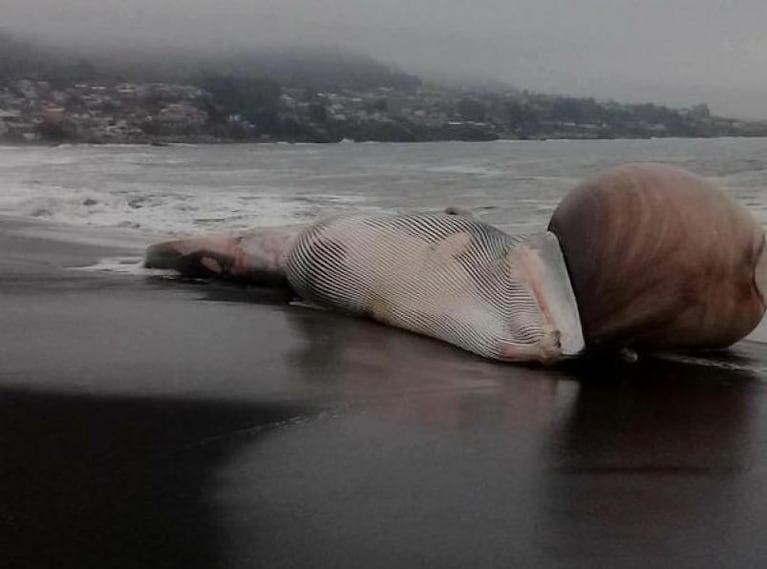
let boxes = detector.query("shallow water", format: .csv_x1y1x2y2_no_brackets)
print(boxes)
1,138,766,237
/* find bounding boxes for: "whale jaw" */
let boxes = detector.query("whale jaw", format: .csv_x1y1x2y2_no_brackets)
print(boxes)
756,233,767,310
523,232,585,358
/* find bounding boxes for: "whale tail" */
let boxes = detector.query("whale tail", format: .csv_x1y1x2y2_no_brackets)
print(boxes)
145,225,301,286
146,234,240,277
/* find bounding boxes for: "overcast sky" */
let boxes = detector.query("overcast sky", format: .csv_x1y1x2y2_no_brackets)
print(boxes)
3,0,767,118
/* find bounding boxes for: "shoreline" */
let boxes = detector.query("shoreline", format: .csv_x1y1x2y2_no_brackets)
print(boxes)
7,133,767,149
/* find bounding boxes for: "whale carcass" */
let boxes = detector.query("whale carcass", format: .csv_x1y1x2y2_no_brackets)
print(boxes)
145,164,767,363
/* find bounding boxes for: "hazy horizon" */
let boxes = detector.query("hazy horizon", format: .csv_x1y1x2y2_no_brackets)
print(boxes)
4,0,767,119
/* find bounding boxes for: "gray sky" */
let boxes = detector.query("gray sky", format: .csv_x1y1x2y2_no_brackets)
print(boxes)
4,0,767,118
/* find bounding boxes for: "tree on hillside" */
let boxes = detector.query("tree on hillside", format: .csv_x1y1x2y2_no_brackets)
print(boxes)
199,73,282,132
457,98,487,122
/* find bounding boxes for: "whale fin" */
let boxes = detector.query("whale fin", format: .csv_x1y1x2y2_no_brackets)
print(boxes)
444,206,480,220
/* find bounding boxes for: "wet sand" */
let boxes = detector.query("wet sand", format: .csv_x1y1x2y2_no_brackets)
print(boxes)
2,216,767,568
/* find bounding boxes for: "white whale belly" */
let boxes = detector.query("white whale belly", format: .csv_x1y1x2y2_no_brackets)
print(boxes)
285,213,584,363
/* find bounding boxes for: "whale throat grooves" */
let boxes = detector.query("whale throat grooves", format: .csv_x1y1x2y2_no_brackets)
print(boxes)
284,213,584,363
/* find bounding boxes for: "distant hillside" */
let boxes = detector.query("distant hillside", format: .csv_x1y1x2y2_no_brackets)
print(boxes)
200,50,421,92
4,29,767,144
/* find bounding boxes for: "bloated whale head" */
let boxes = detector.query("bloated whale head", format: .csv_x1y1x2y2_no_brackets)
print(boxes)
549,163,766,351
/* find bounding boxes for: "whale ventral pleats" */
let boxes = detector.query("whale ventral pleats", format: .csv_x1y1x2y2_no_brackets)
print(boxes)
285,213,583,363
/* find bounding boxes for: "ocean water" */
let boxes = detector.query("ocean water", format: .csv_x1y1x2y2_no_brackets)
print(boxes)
1,138,766,238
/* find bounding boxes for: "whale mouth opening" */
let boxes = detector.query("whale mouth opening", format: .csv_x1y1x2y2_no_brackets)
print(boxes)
756,233,767,309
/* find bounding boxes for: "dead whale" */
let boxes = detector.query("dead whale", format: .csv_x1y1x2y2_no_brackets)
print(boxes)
145,164,767,363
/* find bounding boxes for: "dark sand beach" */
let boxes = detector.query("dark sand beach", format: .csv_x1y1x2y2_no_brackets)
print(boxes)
2,215,767,568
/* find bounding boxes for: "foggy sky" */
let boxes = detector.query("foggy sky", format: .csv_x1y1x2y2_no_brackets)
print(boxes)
3,0,767,118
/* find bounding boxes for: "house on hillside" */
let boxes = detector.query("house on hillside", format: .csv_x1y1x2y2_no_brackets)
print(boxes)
0,108,31,139
153,103,208,133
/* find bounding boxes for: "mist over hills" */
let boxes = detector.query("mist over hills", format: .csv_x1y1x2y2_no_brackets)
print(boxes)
2,29,766,144
0,30,421,91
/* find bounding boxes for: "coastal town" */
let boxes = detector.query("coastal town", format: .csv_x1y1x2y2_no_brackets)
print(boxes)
3,76,767,145
4,23,767,144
